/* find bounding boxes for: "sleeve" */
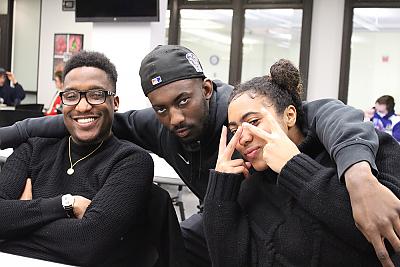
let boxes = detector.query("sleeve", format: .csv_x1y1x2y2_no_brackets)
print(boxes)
112,108,163,154
0,115,67,149
13,83,26,101
390,119,400,142
203,170,249,267
303,99,379,179
277,151,399,254
0,142,68,238
26,150,154,266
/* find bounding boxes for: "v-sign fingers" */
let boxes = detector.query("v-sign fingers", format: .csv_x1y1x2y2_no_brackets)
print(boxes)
218,126,228,158
222,126,243,160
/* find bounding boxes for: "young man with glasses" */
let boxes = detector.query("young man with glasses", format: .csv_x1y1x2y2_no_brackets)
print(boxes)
0,51,185,266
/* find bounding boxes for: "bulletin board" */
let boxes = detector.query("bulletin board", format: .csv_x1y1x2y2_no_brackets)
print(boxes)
53,33,84,78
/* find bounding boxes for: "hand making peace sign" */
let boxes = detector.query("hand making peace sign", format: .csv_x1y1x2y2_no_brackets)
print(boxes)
215,125,251,178
241,107,300,174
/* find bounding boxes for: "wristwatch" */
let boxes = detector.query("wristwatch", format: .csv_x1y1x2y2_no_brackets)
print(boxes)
62,194,75,218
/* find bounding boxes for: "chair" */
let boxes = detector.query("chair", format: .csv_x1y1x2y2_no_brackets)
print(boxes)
154,176,186,221
15,104,44,112
0,110,44,127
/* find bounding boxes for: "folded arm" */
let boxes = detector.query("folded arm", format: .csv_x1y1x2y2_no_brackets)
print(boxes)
0,142,67,237
26,151,154,266
278,145,400,257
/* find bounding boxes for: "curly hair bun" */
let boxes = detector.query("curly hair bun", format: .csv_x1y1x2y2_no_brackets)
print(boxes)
270,59,302,95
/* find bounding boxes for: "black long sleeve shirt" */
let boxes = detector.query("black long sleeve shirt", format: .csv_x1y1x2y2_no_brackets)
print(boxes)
203,130,400,266
0,135,155,266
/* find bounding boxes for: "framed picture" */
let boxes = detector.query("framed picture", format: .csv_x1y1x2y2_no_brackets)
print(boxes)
53,33,84,79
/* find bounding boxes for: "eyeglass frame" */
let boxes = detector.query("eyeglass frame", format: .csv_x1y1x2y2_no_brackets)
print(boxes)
59,89,116,106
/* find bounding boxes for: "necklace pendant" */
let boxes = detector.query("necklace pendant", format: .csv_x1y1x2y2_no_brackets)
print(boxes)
67,168,74,175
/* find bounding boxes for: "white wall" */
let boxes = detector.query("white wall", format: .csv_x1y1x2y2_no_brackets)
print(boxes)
12,0,41,93
37,0,93,109
307,0,345,100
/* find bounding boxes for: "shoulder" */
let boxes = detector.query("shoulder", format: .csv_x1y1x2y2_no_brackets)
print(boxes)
10,137,63,160
111,137,153,164
213,80,233,94
18,137,62,151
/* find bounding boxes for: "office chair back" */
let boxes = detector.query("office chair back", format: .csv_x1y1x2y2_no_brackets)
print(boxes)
15,104,44,112
0,110,44,127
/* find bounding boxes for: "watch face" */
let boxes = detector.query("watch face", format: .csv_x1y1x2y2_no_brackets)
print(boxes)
62,194,74,206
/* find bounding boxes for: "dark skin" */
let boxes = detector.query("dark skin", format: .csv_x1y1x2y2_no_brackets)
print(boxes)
147,78,213,144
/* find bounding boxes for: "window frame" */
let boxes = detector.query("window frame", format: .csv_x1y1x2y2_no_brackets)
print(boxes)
339,0,400,103
167,0,313,99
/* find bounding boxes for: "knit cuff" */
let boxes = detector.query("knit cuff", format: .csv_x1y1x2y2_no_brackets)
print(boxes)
205,170,243,201
40,196,67,220
278,153,325,199
334,142,378,181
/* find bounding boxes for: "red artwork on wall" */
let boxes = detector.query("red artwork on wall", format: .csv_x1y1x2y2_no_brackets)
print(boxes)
53,33,84,78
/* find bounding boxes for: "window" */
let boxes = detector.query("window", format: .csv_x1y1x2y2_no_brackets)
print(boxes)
242,9,302,82
339,0,400,107
166,0,312,96
180,9,232,82
347,8,400,110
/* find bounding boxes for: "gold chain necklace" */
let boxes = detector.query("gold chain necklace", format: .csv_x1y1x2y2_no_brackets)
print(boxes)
67,136,103,175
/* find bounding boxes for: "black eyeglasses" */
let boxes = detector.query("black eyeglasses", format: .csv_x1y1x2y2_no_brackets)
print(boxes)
60,89,115,106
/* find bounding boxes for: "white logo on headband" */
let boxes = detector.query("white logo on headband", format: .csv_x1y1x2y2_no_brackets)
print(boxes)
186,53,203,72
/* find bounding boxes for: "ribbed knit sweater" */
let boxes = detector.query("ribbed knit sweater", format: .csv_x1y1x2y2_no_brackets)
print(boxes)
204,131,400,267
0,135,154,266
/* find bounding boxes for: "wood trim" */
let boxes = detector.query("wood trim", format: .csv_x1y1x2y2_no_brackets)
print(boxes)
299,0,312,100
338,0,354,104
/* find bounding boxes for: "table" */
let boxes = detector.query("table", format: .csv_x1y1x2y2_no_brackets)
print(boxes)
0,252,74,266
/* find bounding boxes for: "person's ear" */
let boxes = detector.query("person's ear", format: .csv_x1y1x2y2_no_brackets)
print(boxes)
202,78,213,100
113,95,119,111
284,105,297,128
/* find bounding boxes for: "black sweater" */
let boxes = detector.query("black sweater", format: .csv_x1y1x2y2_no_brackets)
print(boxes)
0,135,156,266
0,81,379,200
203,131,400,267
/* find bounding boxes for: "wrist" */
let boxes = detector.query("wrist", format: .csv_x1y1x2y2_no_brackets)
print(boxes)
345,161,377,191
62,194,75,218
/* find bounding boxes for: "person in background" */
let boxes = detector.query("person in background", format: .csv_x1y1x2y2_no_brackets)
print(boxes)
45,70,63,116
0,67,26,106
1,45,400,267
365,95,400,142
205,59,400,266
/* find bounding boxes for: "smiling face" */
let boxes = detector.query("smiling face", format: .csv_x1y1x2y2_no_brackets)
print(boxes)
228,93,289,171
147,78,213,143
62,66,119,145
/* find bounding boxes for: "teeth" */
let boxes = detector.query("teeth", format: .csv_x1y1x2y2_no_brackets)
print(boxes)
76,118,95,124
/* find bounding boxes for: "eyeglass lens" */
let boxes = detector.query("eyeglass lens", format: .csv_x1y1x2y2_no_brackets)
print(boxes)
62,90,107,105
